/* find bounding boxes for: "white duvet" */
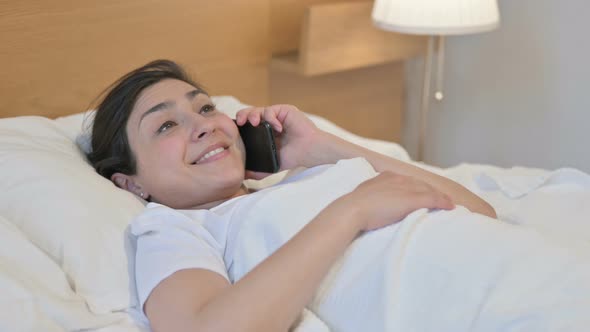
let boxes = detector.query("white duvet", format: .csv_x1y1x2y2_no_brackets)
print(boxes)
1,156,590,331
229,158,590,332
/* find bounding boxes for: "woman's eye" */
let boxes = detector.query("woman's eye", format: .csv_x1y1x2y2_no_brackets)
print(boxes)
157,121,176,133
200,104,216,114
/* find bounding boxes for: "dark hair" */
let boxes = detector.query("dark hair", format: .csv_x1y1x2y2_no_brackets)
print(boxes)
87,59,204,179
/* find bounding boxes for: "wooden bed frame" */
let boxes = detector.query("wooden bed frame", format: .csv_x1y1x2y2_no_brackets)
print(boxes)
0,0,270,119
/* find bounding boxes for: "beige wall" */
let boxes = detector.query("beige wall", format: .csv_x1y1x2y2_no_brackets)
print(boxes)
403,0,590,172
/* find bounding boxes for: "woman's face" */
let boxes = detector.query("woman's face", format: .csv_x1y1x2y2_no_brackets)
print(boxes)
124,79,246,209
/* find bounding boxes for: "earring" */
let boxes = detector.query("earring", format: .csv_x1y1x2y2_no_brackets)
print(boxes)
140,192,144,198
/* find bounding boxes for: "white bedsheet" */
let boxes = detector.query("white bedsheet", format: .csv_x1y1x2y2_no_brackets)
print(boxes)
0,158,590,332
2,159,589,332
439,163,590,251
230,158,590,332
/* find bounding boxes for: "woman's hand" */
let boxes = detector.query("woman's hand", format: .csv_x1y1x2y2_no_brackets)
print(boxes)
337,172,455,231
235,105,323,176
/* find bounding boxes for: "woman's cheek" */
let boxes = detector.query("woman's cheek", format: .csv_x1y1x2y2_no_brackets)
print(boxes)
236,137,246,165
157,136,185,160
225,119,246,165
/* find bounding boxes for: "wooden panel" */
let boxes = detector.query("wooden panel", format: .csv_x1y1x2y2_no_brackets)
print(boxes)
270,62,404,142
0,0,269,118
271,0,369,54
299,1,427,75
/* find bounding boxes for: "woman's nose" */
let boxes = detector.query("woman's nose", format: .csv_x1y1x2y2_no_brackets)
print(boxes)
190,116,215,141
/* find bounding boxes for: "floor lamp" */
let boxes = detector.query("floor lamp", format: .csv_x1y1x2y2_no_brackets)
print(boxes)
372,0,500,161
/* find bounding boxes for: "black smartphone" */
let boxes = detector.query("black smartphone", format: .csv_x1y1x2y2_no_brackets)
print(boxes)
235,120,280,173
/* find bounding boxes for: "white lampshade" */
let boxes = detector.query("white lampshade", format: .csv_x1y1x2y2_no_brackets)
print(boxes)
372,0,500,35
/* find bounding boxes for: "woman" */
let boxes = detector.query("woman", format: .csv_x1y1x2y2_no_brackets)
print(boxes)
88,59,501,331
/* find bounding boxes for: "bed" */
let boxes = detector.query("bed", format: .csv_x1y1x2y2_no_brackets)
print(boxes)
2,1,590,331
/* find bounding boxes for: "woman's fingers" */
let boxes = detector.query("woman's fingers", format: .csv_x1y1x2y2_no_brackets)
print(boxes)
263,107,283,132
247,110,262,126
244,170,270,180
235,107,254,125
387,175,453,211
419,191,454,211
351,173,457,230
236,107,263,126
236,107,282,131
440,193,455,210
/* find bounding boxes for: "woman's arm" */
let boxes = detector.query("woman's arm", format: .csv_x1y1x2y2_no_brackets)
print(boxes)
145,173,454,332
146,199,361,332
236,105,496,219
311,131,497,219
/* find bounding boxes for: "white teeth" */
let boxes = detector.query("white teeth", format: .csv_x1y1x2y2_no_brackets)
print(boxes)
197,147,225,164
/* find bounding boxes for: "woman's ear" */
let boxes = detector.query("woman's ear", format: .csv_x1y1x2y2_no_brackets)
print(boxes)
111,172,147,198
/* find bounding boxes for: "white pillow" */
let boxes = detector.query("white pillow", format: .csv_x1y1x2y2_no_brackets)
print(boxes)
0,215,125,331
0,116,144,314
0,96,410,316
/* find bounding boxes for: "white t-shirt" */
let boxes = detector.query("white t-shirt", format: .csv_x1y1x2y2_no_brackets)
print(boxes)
128,160,367,318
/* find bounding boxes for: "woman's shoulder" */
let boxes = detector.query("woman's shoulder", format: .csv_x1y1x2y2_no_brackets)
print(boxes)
129,202,212,237
139,202,196,220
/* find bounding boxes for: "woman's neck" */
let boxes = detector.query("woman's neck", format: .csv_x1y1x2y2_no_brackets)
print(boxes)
191,184,250,210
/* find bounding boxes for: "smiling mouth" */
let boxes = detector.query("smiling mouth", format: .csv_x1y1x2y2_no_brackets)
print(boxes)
192,147,228,165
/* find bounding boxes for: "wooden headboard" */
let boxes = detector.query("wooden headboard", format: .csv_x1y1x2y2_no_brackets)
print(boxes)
0,0,270,119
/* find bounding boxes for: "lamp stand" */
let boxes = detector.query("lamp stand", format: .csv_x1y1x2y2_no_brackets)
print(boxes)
417,35,434,161
417,35,445,161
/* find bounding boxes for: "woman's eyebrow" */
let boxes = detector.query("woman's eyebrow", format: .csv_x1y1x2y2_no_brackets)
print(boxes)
186,88,204,100
138,101,174,129
137,89,205,129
